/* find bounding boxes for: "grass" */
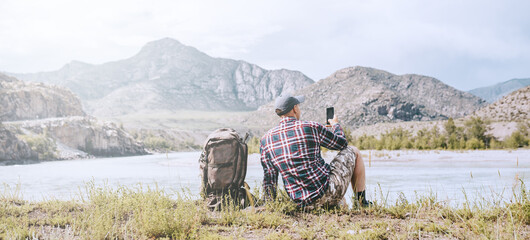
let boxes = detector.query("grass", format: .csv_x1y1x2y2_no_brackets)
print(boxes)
1,181,529,239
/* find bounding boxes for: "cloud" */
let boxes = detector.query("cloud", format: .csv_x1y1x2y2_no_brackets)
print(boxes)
0,0,529,90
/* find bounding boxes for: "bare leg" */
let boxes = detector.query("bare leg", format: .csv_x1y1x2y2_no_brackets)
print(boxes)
350,147,366,192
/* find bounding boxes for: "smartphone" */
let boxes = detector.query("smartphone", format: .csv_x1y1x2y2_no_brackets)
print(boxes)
326,107,334,125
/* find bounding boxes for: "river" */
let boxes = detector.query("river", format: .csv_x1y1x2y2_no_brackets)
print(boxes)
1,150,528,206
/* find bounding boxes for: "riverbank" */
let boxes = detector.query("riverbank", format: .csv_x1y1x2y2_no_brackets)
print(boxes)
1,182,528,239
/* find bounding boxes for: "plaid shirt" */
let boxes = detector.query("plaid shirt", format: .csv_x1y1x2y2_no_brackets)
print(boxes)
260,116,348,206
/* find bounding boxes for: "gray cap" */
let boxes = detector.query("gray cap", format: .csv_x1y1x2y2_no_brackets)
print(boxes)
274,94,305,116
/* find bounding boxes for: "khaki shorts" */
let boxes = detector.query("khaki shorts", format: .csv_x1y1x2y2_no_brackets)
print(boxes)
312,146,357,207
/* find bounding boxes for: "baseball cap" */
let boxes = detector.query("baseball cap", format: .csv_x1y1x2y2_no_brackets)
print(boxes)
274,94,305,116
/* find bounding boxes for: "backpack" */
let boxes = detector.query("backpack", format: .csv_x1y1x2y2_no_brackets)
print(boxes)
199,128,255,210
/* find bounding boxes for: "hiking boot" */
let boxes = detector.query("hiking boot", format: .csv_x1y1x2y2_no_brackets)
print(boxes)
355,190,372,208
360,199,373,208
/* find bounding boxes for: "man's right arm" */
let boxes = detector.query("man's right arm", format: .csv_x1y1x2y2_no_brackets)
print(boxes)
260,140,278,201
317,122,348,151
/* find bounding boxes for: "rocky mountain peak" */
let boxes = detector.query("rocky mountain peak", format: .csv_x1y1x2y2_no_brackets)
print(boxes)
133,38,208,61
12,38,314,116
58,60,94,72
243,66,486,130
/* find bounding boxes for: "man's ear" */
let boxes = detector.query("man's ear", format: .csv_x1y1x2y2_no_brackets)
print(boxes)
292,105,298,115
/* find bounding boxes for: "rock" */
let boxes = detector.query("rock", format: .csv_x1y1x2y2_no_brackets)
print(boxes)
0,73,85,121
12,38,314,116
0,125,37,163
10,116,147,157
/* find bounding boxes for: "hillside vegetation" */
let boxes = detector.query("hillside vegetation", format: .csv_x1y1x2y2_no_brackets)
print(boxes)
350,117,529,150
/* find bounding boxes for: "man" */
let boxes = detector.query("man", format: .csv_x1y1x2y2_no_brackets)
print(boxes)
260,94,371,208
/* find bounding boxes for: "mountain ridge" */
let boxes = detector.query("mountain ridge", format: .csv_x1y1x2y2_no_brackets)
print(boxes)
242,66,487,130
469,78,530,103
12,38,314,116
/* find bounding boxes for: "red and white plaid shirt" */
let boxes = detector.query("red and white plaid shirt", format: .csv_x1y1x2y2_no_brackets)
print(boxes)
260,116,348,206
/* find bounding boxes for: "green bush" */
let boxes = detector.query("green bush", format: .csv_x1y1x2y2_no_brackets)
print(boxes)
465,117,491,147
489,138,504,149
466,137,485,149
505,124,529,148
348,117,528,150
248,136,261,154
143,136,172,150
351,134,377,150
18,134,57,160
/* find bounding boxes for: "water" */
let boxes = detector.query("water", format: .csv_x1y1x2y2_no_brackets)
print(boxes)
0,150,528,206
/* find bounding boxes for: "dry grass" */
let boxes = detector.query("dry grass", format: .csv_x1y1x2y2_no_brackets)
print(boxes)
1,181,529,239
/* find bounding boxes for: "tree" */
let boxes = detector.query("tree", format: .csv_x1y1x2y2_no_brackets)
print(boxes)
447,133,458,149
444,118,456,136
464,117,491,147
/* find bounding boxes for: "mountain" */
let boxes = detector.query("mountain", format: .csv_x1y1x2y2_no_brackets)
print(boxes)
469,78,530,103
0,73,85,121
242,66,487,129
472,85,530,121
12,38,314,116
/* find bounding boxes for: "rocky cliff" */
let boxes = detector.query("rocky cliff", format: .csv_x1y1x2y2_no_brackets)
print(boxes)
9,116,147,157
0,73,85,121
469,78,530,103
0,125,37,164
472,86,530,121
13,38,314,116
242,66,487,130
0,74,147,163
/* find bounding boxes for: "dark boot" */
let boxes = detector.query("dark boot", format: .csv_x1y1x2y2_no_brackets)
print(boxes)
355,190,373,208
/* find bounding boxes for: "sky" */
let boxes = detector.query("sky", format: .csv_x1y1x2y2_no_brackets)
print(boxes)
0,0,529,91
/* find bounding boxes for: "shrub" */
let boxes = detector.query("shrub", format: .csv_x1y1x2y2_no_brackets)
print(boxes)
464,117,490,146
489,138,504,149
143,136,172,151
466,137,485,150
18,134,57,160
247,136,261,154
505,129,529,148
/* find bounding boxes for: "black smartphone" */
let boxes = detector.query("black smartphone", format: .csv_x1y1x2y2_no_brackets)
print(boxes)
326,107,334,125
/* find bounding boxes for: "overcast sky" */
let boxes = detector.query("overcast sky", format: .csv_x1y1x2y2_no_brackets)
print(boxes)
0,0,529,90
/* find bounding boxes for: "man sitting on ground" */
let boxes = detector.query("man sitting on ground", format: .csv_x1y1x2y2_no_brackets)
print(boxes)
260,94,371,208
